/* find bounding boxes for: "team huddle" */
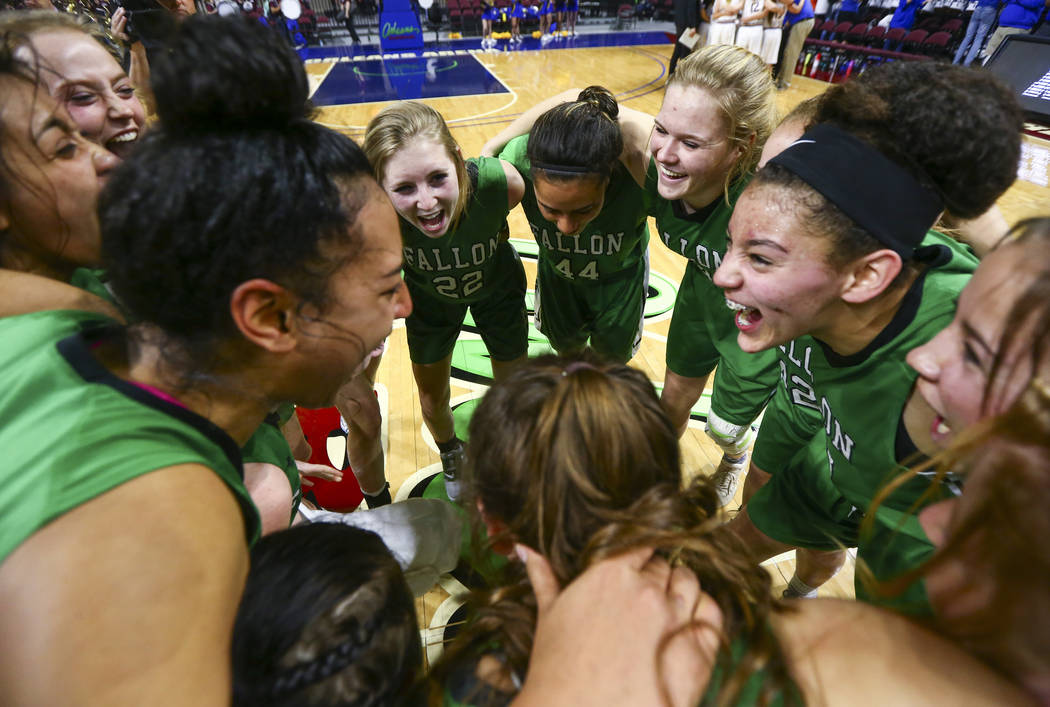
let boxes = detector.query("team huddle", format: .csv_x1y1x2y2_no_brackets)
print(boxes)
0,9,1047,707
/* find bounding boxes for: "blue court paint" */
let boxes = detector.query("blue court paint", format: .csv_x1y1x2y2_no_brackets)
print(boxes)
298,29,671,61
311,54,509,105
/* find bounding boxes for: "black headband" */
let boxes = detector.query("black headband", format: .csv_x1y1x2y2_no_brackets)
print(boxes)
768,123,944,259
531,160,598,175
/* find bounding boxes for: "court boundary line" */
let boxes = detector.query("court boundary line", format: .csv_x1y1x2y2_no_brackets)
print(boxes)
313,51,519,131
306,60,338,101
441,46,668,131
313,44,668,134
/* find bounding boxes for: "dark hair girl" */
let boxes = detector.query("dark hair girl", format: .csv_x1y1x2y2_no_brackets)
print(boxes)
0,15,409,703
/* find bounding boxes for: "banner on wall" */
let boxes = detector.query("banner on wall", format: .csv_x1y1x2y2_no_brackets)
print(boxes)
379,0,424,51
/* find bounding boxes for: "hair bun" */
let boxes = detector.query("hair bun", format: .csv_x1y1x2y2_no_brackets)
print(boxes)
576,85,618,121
816,61,1022,219
151,15,311,133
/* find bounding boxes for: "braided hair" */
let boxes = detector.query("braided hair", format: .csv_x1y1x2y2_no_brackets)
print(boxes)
232,523,422,706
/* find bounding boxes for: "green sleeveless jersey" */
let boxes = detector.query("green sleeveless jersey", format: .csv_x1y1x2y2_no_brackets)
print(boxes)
781,231,978,513
241,405,302,524
65,270,300,519
0,310,261,561
402,157,515,304
500,135,650,281
645,159,748,279
69,267,119,309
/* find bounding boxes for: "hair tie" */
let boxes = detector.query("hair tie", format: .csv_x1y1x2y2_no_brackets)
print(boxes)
768,123,944,259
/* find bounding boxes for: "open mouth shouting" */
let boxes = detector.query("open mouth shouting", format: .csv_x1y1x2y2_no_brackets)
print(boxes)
725,297,763,333
417,208,448,236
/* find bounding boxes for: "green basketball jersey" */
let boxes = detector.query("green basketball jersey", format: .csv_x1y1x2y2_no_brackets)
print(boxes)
241,408,302,524
649,163,779,401
500,135,650,281
784,231,978,513
65,270,300,516
69,267,119,310
402,157,515,304
758,337,826,472
0,310,261,561
645,159,748,279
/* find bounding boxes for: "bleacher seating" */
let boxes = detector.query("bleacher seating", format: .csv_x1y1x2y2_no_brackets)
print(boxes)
845,22,868,43
864,24,885,46
883,26,907,49
921,30,952,57
901,28,928,52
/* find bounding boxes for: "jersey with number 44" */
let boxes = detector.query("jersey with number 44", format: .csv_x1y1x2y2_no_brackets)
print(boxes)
401,156,515,304
501,134,650,282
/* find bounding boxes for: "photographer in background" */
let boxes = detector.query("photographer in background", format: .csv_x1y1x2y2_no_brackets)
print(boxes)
110,0,195,108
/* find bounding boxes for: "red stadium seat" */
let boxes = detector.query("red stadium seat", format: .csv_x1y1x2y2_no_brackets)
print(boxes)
883,25,907,49
845,22,868,42
921,30,951,56
901,28,928,51
830,20,853,39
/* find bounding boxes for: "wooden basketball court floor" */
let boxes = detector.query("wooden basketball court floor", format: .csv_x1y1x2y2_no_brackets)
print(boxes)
300,38,1050,660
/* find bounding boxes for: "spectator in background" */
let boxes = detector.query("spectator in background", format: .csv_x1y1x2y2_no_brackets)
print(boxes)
696,0,713,45
761,0,786,71
888,0,925,29
775,0,813,88
295,0,315,39
707,0,742,45
111,0,197,101
836,0,859,22
342,0,361,43
266,0,296,44
669,0,700,75
982,0,1042,59
952,0,1000,64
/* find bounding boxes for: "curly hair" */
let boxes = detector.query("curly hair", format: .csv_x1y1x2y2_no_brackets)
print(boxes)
232,523,423,706
99,16,376,384
752,61,1023,276
431,352,794,706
